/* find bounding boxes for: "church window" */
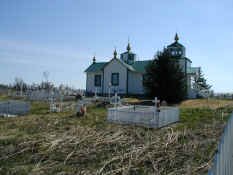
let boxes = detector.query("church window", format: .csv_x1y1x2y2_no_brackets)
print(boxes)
111,73,119,86
94,75,101,87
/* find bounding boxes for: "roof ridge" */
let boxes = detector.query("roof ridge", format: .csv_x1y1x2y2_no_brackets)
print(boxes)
85,58,152,73
134,60,151,62
95,61,107,63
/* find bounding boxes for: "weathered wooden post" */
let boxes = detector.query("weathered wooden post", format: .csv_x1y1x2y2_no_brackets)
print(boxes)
109,92,120,121
94,87,97,99
108,82,111,100
114,93,117,109
153,97,160,128
60,92,63,112
154,97,158,112
20,82,23,97
7,101,10,117
114,93,118,120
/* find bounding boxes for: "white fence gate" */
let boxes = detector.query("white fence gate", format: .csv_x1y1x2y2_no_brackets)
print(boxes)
0,101,30,116
208,113,233,175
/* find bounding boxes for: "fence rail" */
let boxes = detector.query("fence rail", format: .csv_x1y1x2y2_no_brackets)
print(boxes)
208,113,233,175
107,105,179,128
0,101,30,116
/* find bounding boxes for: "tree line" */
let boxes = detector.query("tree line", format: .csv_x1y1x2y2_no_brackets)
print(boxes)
0,78,77,94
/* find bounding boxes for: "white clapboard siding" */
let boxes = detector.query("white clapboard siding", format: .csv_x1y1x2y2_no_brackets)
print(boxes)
103,59,127,94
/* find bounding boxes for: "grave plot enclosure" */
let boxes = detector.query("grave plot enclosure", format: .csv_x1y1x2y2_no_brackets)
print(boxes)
0,101,30,116
107,105,179,128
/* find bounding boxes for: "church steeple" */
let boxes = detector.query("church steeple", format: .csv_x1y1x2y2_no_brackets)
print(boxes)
92,55,96,64
126,40,131,52
167,33,185,57
174,33,179,42
113,48,117,58
120,40,136,64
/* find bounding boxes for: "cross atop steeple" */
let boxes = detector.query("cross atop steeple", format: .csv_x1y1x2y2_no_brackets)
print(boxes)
113,48,117,58
174,33,179,42
126,38,131,52
92,55,96,64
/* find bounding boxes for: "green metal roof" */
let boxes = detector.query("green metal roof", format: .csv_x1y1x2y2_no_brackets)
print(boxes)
85,59,152,73
132,60,152,73
120,51,136,55
117,59,135,71
187,67,200,75
184,57,192,63
84,62,107,72
167,41,185,48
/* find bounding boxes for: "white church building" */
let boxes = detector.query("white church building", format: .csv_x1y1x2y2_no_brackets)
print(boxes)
85,34,201,98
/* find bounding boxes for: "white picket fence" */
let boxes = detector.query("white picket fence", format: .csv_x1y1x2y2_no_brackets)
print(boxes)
107,105,179,128
208,113,233,175
0,101,30,116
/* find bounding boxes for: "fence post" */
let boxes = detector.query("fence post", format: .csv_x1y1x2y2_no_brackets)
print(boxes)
7,101,10,116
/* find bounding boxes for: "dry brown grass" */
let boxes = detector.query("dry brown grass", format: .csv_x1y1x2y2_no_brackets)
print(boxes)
122,98,141,104
180,99,233,109
0,99,232,175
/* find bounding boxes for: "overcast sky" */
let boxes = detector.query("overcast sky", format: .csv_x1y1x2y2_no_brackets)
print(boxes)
0,0,233,92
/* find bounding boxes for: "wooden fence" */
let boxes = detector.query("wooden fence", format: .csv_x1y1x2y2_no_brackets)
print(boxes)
0,101,30,116
107,105,179,128
208,113,233,175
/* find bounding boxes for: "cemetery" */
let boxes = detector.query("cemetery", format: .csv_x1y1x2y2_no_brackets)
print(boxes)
2,1,232,173
0,100,30,117
108,105,179,128
0,92,233,174
107,95,179,128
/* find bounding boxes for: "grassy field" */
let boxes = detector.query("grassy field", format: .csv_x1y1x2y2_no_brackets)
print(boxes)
0,98,232,175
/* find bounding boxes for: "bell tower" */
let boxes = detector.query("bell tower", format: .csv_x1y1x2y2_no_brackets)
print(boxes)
120,40,136,65
167,33,186,58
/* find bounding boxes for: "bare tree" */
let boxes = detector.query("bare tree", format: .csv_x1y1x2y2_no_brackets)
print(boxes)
13,77,27,95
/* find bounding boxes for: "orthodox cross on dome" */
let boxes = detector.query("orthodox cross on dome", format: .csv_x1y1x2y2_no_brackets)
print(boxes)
126,43,131,52
126,38,131,52
174,33,179,42
92,55,96,64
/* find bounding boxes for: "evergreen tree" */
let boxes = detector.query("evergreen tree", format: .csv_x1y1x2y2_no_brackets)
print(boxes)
193,71,211,98
144,50,186,103
194,71,211,91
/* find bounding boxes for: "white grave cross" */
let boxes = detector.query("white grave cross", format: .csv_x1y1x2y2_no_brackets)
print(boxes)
94,87,98,99
110,93,121,108
153,97,160,112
